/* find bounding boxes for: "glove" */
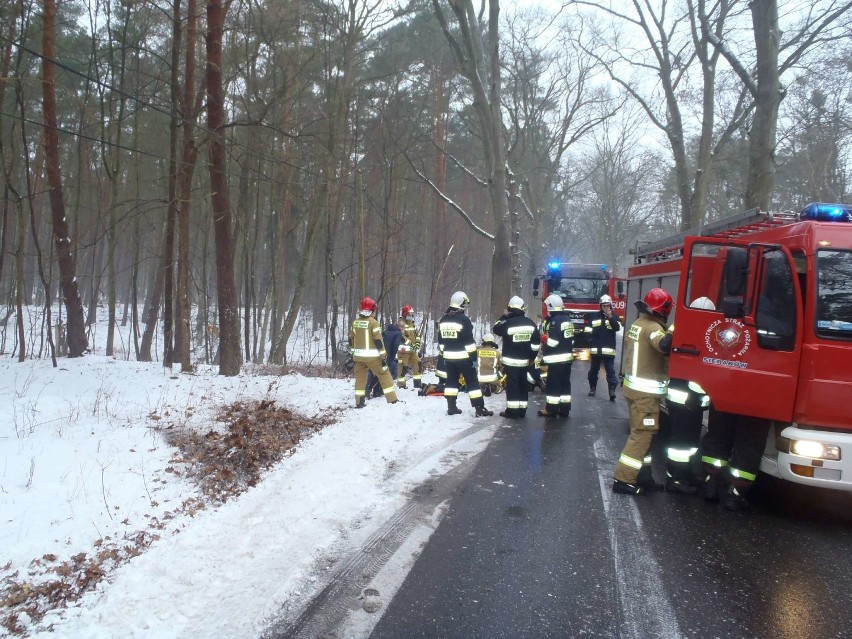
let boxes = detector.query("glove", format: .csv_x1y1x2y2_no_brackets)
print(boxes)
541,333,548,344
381,359,388,371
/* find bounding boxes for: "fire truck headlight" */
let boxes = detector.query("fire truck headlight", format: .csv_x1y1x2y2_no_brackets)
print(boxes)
789,439,841,460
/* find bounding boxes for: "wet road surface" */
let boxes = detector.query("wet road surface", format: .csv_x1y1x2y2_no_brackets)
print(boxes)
275,360,852,639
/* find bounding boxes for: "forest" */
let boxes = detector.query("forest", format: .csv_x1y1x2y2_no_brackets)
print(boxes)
0,0,849,375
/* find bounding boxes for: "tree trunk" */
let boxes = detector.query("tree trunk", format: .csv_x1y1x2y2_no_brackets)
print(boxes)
206,0,241,375
745,0,781,211
176,0,200,373
42,0,87,357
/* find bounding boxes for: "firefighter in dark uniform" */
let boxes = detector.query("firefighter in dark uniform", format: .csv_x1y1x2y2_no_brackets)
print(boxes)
349,297,399,408
397,305,422,389
585,294,621,401
539,294,574,418
613,288,673,495
664,296,713,495
492,296,540,419
437,291,493,417
701,410,772,510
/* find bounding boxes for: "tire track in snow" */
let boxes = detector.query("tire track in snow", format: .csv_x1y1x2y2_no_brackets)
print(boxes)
262,425,490,639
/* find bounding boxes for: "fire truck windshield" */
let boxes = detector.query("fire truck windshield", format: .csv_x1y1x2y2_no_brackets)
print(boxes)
816,249,852,339
551,277,609,304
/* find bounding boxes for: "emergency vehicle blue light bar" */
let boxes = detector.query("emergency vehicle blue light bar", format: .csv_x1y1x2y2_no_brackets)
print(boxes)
548,261,560,270
800,202,852,222
600,264,608,270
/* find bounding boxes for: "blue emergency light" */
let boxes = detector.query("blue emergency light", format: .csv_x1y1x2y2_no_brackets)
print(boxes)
548,261,561,270
800,202,852,222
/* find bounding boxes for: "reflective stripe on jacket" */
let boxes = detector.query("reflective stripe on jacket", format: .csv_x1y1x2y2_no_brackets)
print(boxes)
622,314,669,397
541,312,574,364
349,316,385,360
477,347,500,382
493,310,540,367
438,311,476,361
586,312,620,357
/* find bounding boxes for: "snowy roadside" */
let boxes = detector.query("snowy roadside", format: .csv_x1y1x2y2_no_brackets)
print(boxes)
1,357,497,638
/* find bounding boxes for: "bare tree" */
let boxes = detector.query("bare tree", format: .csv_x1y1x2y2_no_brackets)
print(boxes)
431,0,511,320
706,0,852,210
42,0,87,357
572,0,748,229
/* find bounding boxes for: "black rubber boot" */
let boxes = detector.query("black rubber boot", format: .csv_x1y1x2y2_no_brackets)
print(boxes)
474,399,493,417
608,385,617,401
558,404,571,417
482,384,492,397
414,379,421,389
723,484,750,512
612,480,645,496
588,386,596,397
446,397,462,415
665,474,699,495
499,408,519,419
355,397,365,409
636,466,664,492
703,473,722,503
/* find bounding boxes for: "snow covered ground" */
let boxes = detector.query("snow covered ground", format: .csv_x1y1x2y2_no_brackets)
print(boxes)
1,352,498,638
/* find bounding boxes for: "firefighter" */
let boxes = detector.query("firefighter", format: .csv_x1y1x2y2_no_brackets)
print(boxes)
397,305,423,389
700,410,772,510
585,294,621,401
664,296,713,495
613,288,673,495
493,296,540,419
538,294,574,418
349,297,399,408
437,291,493,417
476,333,501,397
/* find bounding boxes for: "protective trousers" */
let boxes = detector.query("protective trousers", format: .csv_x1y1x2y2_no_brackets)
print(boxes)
398,351,421,386
444,359,485,408
588,355,617,393
504,365,529,417
543,362,572,415
615,394,661,484
354,358,398,406
701,408,771,489
665,380,707,483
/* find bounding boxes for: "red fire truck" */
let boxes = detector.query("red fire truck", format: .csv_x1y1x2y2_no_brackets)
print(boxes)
625,203,852,491
532,262,627,350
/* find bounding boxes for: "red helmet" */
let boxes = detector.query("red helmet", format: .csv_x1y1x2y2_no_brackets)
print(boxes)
402,304,414,319
643,288,673,319
359,297,377,315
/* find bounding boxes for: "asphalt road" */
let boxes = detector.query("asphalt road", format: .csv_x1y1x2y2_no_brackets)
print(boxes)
365,359,852,639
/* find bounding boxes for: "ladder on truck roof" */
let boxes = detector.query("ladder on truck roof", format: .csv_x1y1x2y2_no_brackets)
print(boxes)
633,209,800,264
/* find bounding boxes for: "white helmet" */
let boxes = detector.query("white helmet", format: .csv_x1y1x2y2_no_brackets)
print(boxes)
449,291,469,310
690,296,716,310
482,332,497,344
545,294,564,312
508,295,526,311
600,294,613,305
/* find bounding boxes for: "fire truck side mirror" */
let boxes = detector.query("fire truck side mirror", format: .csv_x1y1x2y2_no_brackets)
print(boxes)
616,280,625,297
724,247,748,296
533,277,540,298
